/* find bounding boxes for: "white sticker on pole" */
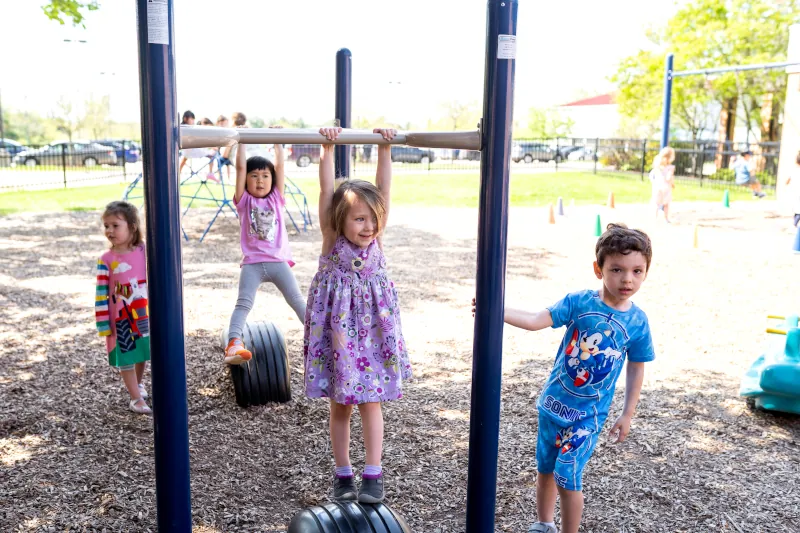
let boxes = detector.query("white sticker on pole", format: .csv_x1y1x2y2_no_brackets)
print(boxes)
147,0,169,45
497,35,516,59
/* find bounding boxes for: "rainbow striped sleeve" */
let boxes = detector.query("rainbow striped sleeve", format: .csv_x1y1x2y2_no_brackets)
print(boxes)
95,259,111,336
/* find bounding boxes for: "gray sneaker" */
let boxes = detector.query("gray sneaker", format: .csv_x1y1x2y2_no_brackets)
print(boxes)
357,476,385,503
528,523,557,533
332,476,357,501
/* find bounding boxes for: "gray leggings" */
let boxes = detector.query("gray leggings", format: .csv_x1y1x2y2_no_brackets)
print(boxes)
228,262,306,341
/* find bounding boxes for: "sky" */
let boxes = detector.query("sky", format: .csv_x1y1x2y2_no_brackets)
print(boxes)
0,0,684,129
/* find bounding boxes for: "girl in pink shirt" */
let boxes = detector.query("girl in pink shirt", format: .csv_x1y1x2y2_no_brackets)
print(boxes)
95,201,152,414
225,131,306,364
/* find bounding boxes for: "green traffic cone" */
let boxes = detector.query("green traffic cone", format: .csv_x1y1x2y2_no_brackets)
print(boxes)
723,189,730,208
594,214,602,237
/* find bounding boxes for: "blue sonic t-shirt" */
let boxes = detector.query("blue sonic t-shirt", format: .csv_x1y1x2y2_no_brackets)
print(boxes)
537,290,655,429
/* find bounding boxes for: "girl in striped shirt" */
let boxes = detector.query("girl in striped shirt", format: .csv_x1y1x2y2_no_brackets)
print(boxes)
95,201,152,414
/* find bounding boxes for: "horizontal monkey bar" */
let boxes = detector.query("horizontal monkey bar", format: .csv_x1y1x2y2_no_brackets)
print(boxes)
179,126,483,151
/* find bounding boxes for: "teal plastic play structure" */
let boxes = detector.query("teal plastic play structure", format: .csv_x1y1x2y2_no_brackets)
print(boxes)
739,314,800,415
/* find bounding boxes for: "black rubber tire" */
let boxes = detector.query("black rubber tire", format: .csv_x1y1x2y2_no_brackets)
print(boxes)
228,321,291,407
230,355,250,407
288,502,412,533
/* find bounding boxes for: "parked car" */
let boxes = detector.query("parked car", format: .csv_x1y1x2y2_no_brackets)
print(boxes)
567,147,596,161
94,139,141,164
557,145,583,159
0,139,28,167
512,142,560,163
287,144,320,167
12,141,118,167
390,146,436,164
0,138,29,157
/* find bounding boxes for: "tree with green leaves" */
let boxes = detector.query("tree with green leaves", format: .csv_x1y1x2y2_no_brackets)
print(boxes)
614,51,717,140
524,107,574,139
3,110,49,145
354,116,388,129
83,95,111,139
52,96,83,143
613,0,799,141
443,101,479,131
43,0,99,26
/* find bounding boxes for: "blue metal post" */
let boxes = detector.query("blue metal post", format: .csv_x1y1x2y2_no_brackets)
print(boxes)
134,1,192,530
661,53,674,149
466,1,517,531
335,48,352,179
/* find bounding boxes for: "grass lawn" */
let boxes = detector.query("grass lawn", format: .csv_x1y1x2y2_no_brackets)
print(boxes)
293,171,756,208
0,171,758,215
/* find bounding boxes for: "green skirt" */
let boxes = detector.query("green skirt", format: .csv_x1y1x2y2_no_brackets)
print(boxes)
108,336,151,367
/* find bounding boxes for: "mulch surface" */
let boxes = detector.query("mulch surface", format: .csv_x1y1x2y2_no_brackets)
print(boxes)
1,199,799,532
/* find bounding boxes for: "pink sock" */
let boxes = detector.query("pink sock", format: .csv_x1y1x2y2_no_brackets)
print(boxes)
335,465,353,478
363,465,382,479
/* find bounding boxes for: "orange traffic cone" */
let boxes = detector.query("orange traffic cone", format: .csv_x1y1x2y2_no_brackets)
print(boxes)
548,204,556,224
607,192,615,209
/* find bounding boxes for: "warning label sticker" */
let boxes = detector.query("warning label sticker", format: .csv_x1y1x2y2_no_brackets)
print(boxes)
147,0,169,45
497,34,516,60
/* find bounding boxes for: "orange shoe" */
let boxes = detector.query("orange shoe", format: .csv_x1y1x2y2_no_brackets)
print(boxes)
224,338,252,365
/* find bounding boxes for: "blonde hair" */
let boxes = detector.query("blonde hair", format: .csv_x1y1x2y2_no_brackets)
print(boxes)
102,201,143,248
331,180,386,237
655,147,675,169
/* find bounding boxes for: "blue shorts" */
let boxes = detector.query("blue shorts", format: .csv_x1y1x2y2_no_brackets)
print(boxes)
536,413,602,491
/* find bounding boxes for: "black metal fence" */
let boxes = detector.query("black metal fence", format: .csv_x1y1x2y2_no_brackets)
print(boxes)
0,140,140,190
573,138,780,189
0,137,781,192
337,138,781,191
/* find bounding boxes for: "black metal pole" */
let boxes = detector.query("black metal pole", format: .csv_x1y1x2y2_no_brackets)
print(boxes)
641,138,647,180
555,137,560,172
61,144,67,188
698,147,705,188
661,54,674,149
335,48,352,179
134,0,192,530
466,1,518,531
122,139,127,181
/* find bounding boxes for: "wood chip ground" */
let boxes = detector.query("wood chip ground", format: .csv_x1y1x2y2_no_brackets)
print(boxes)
1,200,798,532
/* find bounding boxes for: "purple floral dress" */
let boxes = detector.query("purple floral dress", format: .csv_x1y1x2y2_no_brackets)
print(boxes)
304,236,412,404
